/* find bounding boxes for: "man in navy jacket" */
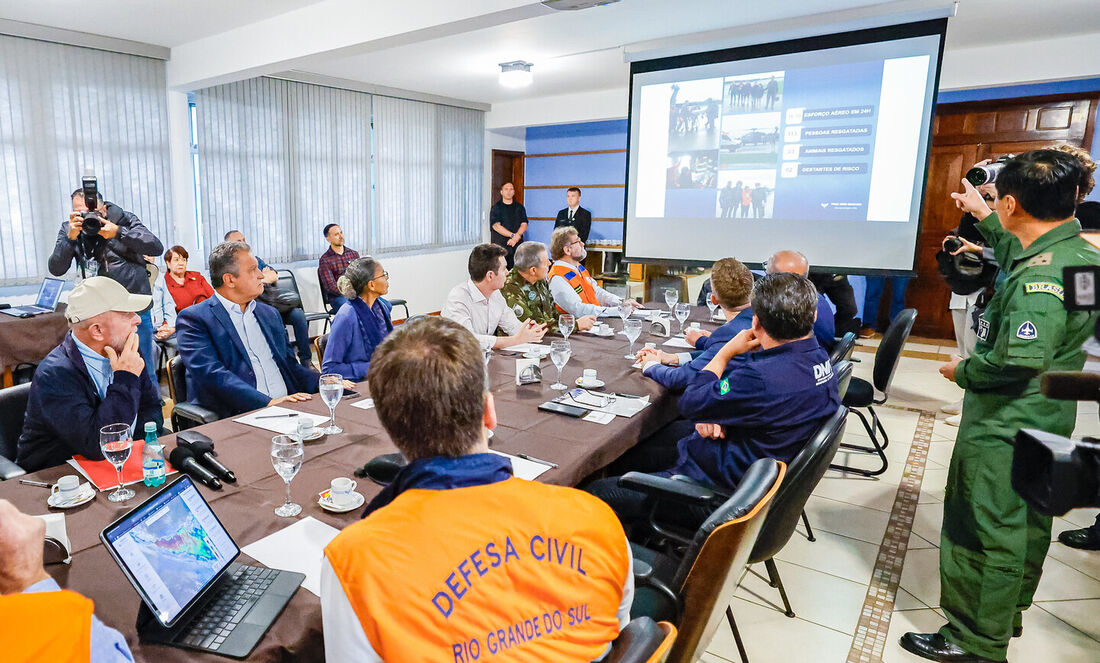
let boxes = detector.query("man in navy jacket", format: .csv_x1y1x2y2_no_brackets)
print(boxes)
176,242,320,420
17,277,162,473
765,250,835,352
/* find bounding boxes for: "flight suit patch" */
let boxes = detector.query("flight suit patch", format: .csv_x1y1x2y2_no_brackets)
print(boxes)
1025,252,1053,267
1024,282,1064,300
527,290,536,301
719,378,730,395
1016,321,1037,340
976,317,990,341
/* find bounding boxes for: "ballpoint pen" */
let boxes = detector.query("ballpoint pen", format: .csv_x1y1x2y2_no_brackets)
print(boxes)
19,479,51,488
256,413,300,419
516,453,558,468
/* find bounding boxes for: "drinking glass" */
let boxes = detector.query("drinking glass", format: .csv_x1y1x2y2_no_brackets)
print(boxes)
549,340,572,390
100,423,134,503
675,302,691,335
270,435,304,517
623,319,643,360
663,288,679,316
558,314,575,340
618,303,632,326
706,295,719,320
319,373,344,435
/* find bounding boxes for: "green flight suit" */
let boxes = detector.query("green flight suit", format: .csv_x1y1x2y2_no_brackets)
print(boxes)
939,213,1100,660
500,269,558,334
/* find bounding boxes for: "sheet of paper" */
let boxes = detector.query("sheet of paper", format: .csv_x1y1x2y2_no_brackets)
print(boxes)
488,450,552,481
663,336,695,349
582,411,615,425
631,309,661,319
34,513,72,563
506,343,551,357
234,406,331,435
241,517,341,596
556,389,651,418
351,398,375,410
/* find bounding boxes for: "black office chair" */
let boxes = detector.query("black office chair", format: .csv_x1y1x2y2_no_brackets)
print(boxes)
829,331,857,365
0,383,30,480
607,617,677,663
830,308,917,477
277,269,332,335
167,356,221,431
799,361,852,543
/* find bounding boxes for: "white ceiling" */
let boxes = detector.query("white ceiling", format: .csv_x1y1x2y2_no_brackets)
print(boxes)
0,0,1097,104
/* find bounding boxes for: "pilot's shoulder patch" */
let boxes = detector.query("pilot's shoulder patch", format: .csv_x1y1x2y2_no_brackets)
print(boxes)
1024,281,1064,300
1025,252,1053,267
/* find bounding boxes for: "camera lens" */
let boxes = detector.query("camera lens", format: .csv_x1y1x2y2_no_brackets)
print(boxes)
944,237,963,253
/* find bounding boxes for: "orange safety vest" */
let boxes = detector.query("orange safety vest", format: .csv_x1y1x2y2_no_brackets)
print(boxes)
550,263,599,314
325,478,630,662
1,589,94,662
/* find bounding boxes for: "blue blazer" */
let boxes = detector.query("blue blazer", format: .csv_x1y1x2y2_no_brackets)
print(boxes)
176,297,320,419
322,298,393,380
645,308,753,393
814,293,836,352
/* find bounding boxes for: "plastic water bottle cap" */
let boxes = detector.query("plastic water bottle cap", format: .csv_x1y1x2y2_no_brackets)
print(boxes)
144,422,157,433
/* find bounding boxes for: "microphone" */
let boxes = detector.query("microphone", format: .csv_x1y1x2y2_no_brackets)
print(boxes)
176,431,237,483
168,446,222,490
1040,371,1100,401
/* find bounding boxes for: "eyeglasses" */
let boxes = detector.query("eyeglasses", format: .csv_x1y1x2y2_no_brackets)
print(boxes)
567,239,584,248
371,271,389,281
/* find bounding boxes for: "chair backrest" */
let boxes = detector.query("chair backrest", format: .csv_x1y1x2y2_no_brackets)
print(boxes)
833,360,854,401
316,267,332,311
315,333,330,361
606,617,677,663
0,383,31,461
829,331,856,365
873,308,917,396
167,355,188,403
668,458,785,663
748,406,848,564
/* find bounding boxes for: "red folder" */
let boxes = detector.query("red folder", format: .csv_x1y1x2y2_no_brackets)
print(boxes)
70,441,177,491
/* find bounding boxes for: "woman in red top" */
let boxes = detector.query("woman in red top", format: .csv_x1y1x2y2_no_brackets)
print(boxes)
163,245,214,312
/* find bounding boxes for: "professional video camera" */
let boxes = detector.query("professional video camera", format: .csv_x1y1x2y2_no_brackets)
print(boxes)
1012,264,1100,515
966,154,1015,187
79,169,103,237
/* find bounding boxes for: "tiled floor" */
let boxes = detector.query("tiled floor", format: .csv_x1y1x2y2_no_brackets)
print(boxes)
701,343,1100,663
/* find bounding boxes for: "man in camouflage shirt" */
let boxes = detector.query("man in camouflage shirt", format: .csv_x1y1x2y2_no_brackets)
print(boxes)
502,241,596,335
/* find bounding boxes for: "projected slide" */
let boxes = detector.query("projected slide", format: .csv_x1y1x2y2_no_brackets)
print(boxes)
626,21,945,271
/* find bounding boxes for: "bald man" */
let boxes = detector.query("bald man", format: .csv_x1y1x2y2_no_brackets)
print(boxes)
765,250,835,351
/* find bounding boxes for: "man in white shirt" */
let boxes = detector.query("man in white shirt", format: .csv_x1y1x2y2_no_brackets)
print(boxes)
442,243,546,351
548,226,638,318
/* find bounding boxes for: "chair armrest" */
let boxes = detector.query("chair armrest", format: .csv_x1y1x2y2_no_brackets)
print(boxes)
172,403,221,431
631,557,682,620
0,454,26,481
619,472,718,506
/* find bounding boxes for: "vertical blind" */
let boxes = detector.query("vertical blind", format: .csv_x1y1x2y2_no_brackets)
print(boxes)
195,78,373,262
0,35,172,285
373,96,484,252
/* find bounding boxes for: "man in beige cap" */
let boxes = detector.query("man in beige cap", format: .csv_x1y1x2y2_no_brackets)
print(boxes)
16,277,162,473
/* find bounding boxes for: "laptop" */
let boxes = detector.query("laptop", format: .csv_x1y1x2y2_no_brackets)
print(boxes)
100,476,304,658
0,277,64,317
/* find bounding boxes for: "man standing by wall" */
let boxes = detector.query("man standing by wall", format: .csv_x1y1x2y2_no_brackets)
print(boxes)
489,182,528,269
554,187,592,243
318,224,360,313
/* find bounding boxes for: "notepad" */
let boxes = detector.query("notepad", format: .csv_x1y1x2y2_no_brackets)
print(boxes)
488,450,553,481
241,517,341,596
351,398,375,410
234,406,332,435
662,336,695,349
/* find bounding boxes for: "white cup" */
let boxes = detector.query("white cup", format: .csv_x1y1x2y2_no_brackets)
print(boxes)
51,475,81,502
690,322,701,330
598,323,610,334
644,342,656,350
297,418,315,440
329,477,357,506
582,369,598,385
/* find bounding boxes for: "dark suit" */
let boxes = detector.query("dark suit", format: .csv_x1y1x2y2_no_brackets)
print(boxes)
176,296,320,419
554,207,592,243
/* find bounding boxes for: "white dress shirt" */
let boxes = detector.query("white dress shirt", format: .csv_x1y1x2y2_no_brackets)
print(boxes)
548,260,622,318
441,280,523,351
214,291,288,400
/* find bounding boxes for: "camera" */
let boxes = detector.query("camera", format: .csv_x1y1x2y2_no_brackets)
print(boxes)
80,170,103,237
965,154,1015,187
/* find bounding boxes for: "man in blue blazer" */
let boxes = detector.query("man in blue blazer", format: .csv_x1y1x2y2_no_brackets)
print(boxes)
765,249,835,352
177,242,320,420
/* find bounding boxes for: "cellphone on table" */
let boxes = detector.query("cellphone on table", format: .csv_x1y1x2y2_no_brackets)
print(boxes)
342,389,360,399
537,401,587,418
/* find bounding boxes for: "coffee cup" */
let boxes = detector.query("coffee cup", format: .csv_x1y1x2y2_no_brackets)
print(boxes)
598,323,610,335
581,369,598,385
51,475,81,503
644,342,656,350
690,322,701,330
329,477,357,507
296,418,316,440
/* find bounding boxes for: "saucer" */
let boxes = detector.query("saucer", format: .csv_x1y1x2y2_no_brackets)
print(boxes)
48,484,95,509
318,490,366,513
298,429,324,442
589,327,615,337
576,378,606,388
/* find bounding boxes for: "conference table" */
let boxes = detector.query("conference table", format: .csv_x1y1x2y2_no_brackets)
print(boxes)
0,306,721,662
0,303,69,386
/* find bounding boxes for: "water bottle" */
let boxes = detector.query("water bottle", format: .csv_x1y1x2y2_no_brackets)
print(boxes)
142,422,166,487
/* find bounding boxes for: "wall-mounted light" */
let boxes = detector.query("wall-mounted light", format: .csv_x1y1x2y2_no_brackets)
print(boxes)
499,61,533,88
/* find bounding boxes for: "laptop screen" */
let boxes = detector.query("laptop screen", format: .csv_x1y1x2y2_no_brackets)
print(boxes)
102,476,239,626
36,278,64,309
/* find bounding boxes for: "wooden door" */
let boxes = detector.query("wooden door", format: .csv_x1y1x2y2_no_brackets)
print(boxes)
907,95,1097,338
491,150,525,205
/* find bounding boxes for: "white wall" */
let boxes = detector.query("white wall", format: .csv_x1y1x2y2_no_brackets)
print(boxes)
486,87,628,129
940,33,1100,91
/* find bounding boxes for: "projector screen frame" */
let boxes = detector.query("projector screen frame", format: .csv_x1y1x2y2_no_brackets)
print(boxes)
622,18,948,276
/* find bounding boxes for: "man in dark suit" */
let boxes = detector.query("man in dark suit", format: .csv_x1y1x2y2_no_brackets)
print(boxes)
177,241,324,420
554,187,592,243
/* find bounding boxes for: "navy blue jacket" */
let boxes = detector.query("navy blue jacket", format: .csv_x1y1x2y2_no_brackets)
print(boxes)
814,293,836,352
176,296,320,419
671,337,840,492
321,297,393,380
17,333,162,472
644,308,753,393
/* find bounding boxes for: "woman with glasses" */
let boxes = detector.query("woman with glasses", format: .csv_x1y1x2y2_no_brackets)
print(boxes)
322,257,393,380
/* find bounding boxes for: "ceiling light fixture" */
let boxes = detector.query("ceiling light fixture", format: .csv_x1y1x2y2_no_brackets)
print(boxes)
499,61,534,88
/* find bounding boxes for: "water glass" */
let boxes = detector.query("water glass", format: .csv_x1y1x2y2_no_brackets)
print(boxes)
675,302,691,334
100,423,135,503
270,434,304,517
319,373,344,435
558,314,575,340
549,340,572,390
706,296,719,319
624,319,643,360
663,288,679,315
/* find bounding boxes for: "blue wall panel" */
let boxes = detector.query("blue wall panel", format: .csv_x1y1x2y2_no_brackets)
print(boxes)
525,152,626,187
523,188,625,221
526,119,628,155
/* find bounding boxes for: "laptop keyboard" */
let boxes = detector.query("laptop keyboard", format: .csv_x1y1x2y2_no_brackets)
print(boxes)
178,565,278,651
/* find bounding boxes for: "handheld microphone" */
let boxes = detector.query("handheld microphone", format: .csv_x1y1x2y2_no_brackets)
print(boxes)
168,446,222,490
176,431,237,483
1040,371,1100,401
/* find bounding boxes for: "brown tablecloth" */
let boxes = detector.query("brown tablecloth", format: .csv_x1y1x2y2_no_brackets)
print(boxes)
0,306,720,662
0,303,69,368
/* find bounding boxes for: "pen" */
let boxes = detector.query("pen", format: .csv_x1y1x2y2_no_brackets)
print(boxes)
516,453,558,468
256,413,300,419
19,479,51,488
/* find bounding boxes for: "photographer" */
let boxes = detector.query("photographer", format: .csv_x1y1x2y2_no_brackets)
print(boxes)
49,186,163,384
902,150,1100,663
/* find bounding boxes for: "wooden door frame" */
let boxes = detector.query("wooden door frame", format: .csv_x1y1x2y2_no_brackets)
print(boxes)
491,149,526,205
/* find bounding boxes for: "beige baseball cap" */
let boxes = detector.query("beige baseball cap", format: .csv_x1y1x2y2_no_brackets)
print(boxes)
66,276,151,323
